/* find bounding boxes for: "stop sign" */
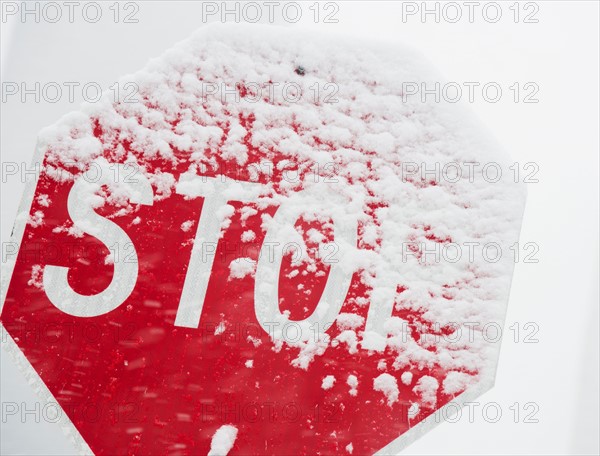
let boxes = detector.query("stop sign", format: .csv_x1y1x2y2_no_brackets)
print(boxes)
1,24,525,455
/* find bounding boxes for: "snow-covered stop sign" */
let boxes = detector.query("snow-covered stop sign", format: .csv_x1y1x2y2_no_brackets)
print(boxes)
1,25,525,455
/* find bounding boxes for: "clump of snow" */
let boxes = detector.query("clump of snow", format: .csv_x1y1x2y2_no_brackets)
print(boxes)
413,376,439,408
52,223,84,238
361,223,379,248
306,228,325,244
241,230,256,242
228,258,256,280
246,335,261,347
401,371,413,386
289,335,329,370
347,375,358,396
27,210,44,228
336,313,365,330
216,204,235,233
149,170,176,200
334,330,358,354
346,443,354,454
214,321,226,335
208,424,238,456
27,265,43,289
442,371,475,395
245,360,254,368
321,375,335,390
373,373,399,406
36,194,51,207
180,220,194,232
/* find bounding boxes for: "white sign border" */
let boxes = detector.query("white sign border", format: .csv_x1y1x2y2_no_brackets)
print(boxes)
1,139,94,455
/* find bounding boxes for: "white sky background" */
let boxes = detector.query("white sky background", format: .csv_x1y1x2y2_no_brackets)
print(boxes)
1,1,598,455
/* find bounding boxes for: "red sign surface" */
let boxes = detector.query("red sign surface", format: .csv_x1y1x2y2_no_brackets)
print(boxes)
1,25,525,455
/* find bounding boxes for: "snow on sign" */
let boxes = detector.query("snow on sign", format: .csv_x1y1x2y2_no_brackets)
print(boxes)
1,24,525,455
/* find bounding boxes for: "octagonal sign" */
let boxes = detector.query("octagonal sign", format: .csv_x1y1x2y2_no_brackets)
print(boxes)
1,24,526,455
